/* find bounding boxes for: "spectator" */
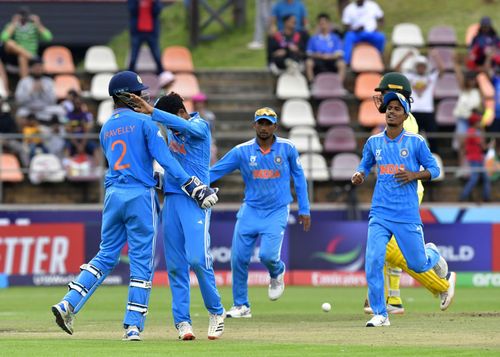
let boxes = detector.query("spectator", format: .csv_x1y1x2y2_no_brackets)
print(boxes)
459,112,491,202
0,96,28,166
305,13,346,83
15,58,64,124
0,58,9,97
22,113,47,159
267,15,308,75
397,53,444,152
0,6,52,78
65,95,99,162
128,0,163,74
488,62,500,132
466,16,499,72
248,0,273,50
44,115,66,159
341,0,385,65
271,0,308,33
453,62,482,151
158,71,176,98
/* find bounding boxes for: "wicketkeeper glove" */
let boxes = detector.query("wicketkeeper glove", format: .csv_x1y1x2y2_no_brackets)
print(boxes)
154,171,164,191
181,176,219,209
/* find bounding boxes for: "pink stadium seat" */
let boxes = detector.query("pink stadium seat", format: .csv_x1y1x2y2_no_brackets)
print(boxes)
42,46,75,74
434,73,460,99
317,99,350,127
330,153,360,181
357,99,385,127
138,73,160,98
436,98,458,126
54,75,81,100
428,47,456,71
324,126,357,153
162,46,194,73
354,73,382,100
351,43,384,72
0,154,23,182
427,26,457,46
311,72,346,99
169,73,200,99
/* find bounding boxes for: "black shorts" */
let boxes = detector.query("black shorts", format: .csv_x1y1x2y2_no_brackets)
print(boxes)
313,58,338,74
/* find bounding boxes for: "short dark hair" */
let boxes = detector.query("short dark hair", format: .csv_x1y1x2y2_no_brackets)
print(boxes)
155,92,186,114
317,13,330,21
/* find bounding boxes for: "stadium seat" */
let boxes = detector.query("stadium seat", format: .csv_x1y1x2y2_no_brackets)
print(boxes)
169,73,200,99
276,72,310,100
432,153,445,181
324,126,357,154
330,153,360,181
427,26,457,46
477,72,494,99
54,75,81,100
354,73,382,100
90,73,114,100
281,99,315,128
97,99,114,126
84,45,118,73
66,154,101,181
434,73,460,99
391,23,425,47
465,23,480,47
162,46,194,73
288,126,322,153
0,154,23,182
138,73,160,98
311,72,345,99
351,43,384,72
299,153,329,181
126,45,158,73
436,98,458,126
29,154,65,184
357,99,385,127
390,46,420,71
317,99,350,127
42,46,75,74
428,47,455,71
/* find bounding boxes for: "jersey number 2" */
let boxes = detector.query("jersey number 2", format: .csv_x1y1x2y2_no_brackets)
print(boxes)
112,140,130,170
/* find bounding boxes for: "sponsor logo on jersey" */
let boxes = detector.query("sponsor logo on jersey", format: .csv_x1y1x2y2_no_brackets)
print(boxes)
252,169,281,179
379,164,405,175
169,141,186,155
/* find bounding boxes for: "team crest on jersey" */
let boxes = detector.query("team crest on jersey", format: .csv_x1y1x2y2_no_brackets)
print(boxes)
375,149,382,161
400,148,409,158
274,155,283,165
249,155,257,166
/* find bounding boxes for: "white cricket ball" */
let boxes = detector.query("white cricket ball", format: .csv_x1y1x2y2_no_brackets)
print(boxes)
321,302,331,312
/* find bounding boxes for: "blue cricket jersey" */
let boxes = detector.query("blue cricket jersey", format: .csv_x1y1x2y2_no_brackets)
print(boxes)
151,109,210,195
210,136,310,215
100,108,190,188
357,129,440,224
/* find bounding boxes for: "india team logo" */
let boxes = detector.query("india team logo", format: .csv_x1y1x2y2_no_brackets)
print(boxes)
274,155,283,165
400,148,409,158
249,155,257,166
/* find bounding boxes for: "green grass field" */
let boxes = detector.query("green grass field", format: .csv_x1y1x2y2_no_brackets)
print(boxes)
1,286,500,356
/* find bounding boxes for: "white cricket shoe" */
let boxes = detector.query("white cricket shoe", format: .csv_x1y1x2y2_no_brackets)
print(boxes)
51,300,74,335
177,321,196,340
268,267,286,301
386,303,405,315
226,305,252,318
208,310,225,340
366,314,390,327
427,243,448,279
122,325,141,341
440,272,456,311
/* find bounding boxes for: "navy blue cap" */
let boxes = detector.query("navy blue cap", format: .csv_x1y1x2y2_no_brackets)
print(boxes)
108,71,148,96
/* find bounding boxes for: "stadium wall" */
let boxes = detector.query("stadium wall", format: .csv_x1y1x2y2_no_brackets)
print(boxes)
0,207,499,288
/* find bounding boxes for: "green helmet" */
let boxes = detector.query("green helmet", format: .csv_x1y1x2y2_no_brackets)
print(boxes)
374,72,412,99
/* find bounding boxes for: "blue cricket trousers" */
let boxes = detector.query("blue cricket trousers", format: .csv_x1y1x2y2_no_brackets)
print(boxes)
365,216,441,317
65,183,159,331
231,203,289,307
162,193,224,326
343,30,385,64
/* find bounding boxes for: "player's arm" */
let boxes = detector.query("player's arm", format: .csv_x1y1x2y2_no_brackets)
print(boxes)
209,147,241,184
288,145,311,231
151,108,208,139
395,139,440,184
352,139,376,185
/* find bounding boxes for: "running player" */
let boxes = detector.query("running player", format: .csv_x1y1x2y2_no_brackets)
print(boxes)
50,71,218,341
352,92,449,327
210,107,311,318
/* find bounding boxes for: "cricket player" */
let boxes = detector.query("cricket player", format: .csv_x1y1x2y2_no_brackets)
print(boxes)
210,107,311,318
51,71,218,341
352,92,449,327
127,92,225,340
363,73,456,314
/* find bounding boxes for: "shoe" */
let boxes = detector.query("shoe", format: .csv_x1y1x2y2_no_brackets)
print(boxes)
363,298,373,314
427,243,448,279
208,310,225,340
247,41,264,50
269,266,285,301
226,305,252,318
386,303,405,315
122,325,141,341
51,300,74,335
440,272,456,311
366,314,390,327
177,321,196,340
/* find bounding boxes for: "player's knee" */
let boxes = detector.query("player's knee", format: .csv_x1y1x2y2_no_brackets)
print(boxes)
258,251,277,266
407,259,427,273
187,255,205,270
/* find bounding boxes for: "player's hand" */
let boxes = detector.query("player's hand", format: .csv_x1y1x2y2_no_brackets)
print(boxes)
30,15,41,26
394,168,417,184
351,172,365,185
11,14,21,24
181,176,219,209
299,215,311,232
126,93,154,114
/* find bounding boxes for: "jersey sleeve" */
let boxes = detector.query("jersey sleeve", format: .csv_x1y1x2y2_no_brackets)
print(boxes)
143,119,190,185
288,145,310,215
151,108,208,139
357,138,376,176
209,147,241,183
417,138,440,180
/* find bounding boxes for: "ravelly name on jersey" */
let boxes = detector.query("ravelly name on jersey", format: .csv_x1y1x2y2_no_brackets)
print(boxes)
103,125,136,139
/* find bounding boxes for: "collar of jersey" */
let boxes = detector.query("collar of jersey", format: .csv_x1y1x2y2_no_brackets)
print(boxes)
112,108,133,116
189,112,200,120
253,135,277,154
384,128,405,143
